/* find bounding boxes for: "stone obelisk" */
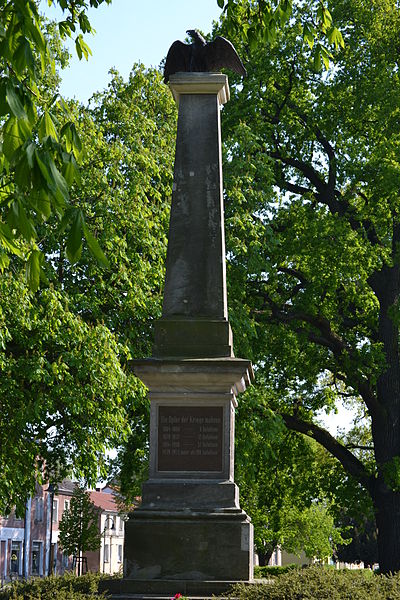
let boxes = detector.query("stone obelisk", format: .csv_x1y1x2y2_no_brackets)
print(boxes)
102,73,254,598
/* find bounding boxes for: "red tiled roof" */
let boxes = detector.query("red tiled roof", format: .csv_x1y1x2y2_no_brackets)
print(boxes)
89,490,118,512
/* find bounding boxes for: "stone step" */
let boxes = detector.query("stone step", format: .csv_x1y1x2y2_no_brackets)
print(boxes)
99,578,249,598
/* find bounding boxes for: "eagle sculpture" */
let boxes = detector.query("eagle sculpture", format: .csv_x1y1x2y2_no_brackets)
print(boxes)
164,29,247,83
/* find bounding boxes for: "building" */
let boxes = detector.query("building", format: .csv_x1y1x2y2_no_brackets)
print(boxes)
87,489,125,575
0,481,124,583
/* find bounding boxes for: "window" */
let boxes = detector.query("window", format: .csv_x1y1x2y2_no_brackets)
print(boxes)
104,544,109,563
10,542,21,574
117,545,123,563
62,552,69,568
64,500,70,512
35,497,44,522
119,517,124,533
104,515,115,532
31,541,42,575
52,499,59,522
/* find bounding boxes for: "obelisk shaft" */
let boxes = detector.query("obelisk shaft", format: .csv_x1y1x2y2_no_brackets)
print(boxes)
163,93,227,317
154,73,233,358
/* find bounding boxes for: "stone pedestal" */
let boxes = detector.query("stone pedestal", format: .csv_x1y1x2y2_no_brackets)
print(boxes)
100,74,254,598
122,358,253,583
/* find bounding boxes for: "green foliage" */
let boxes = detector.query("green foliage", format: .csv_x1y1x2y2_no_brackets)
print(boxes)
0,272,136,515
234,383,366,562
255,564,300,578
0,64,176,514
217,0,343,68
280,504,346,559
0,571,107,599
227,566,400,599
58,486,101,559
0,0,112,288
217,0,400,571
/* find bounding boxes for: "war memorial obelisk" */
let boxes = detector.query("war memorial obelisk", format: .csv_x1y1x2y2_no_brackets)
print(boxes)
103,72,254,598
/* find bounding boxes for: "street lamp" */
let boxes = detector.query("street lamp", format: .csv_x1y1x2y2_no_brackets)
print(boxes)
46,484,55,577
102,516,115,574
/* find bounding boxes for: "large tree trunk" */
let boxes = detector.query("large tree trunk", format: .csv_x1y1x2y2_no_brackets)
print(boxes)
371,483,400,573
371,262,400,573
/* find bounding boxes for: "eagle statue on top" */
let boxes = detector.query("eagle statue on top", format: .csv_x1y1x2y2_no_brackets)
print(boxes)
163,29,247,83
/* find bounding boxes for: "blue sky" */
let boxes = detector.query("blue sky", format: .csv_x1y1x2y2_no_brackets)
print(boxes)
40,0,222,103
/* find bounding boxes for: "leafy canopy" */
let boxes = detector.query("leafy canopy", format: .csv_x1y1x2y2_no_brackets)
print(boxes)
58,485,101,557
0,0,111,289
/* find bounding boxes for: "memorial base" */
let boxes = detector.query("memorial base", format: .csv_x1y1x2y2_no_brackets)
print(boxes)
122,509,253,581
99,577,255,599
102,357,255,597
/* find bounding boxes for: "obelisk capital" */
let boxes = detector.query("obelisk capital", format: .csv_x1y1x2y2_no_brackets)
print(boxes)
169,72,230,106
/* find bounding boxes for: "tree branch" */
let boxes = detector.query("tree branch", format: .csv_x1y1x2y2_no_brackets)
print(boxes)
279,413,373,491
268,93,380,246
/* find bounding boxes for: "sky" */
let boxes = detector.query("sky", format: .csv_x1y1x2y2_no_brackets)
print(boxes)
39,0,222,103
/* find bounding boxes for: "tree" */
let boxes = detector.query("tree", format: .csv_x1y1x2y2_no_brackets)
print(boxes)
336,513,378,567
0,1,111,287
58,485,101,575
235,384,358,563
0,271,136,515
217,0,344,68
216,0,400,573
0,64,176,515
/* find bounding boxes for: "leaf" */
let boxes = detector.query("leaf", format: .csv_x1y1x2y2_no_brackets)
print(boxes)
66,209,83,263
327,27,345,50
313,47,322,72
33,189,51,220
13,37,35,75
26,249,41,291
217,0,225,7
0,250,10,271
3,117,31,160
303,23,315,50
62,155,80,186
0,80,8,116
82,220,109,268
8,200,37,241
75,34,92,61
6,85,27,120
0,222,23,257
48,159,69,203
38,111,58,141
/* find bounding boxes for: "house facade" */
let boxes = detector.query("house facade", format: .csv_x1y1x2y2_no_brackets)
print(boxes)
0,481,124,583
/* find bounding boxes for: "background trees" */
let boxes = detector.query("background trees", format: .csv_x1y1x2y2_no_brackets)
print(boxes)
218,0,400,573
58,485,101,576
0,0,111,285
0,63,176,515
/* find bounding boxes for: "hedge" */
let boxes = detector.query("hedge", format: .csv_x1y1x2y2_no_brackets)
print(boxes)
0,572,107,600
254,564,300,578
228,566,400,600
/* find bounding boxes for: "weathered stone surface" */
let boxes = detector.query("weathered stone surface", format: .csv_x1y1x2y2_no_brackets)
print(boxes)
162,83,227,320
122,514,253,581
131,358,253,482
141,480,239,511
154,317,233,358
155,74,231,359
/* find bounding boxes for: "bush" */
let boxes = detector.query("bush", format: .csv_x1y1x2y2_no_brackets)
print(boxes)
227,566,400,599
255,564,300,578
0,572,108,600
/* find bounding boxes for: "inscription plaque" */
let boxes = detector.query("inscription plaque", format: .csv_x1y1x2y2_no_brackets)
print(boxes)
157,406,223,472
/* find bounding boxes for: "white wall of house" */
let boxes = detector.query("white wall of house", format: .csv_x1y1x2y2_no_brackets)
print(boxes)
100,513,124,575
